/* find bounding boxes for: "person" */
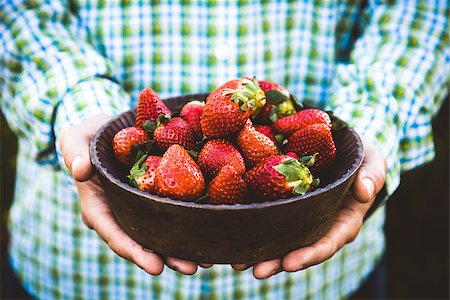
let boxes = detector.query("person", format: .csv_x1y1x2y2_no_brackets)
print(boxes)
1,0,448,299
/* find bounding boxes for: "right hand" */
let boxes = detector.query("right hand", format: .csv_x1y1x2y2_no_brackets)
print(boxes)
59,114,212,275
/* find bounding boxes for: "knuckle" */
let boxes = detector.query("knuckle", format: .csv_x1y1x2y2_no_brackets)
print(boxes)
81,214,94,230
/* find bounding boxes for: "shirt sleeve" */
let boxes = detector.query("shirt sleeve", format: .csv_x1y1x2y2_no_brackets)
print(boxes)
0,0,130,166
327,1,450,199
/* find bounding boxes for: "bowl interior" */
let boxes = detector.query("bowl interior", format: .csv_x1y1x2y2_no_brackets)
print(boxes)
91,93,363,210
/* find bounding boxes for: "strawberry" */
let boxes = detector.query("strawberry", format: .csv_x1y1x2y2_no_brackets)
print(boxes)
128,155,162,193
255,80,296,123
197,139,246,180
255,125,277,144
258,80,289,94
245,155,318,201
112,126,151,165
236,121,278,168
135,88,171,128
201,77,266,139
285,123,336,171
154,144,205,201
273,108,331,136
180,100,205,140
152,115,195,151
207,165,247,205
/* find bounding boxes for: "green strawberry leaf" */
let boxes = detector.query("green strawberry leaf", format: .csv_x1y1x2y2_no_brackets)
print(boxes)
273,158,316,196
290,93,303,110
128,154,148,179
130,178,139,189
156,114,171,127
332,119,349,131
187,150,199,160
312,177,320,187
275,134,285,144
298,153,317,167
293,184,308,195
194,194,209,204
143,120,157,136
265,90,289,105
170,103,184,118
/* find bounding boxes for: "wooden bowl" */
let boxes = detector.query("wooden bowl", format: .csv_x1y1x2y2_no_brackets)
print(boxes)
90,93,364,264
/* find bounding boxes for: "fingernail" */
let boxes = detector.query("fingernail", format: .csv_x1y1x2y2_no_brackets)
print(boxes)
362,177,374,197
143,248,154,253
71,156,82,176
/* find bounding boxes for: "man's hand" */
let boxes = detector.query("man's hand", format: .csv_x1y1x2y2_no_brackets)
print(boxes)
59,114,212,275
232,139,387,279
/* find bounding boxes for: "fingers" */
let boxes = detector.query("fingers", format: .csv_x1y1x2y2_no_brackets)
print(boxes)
252,259,282,279
59,114,112,182
282,199,363,272
164,257,198,275
77,180,164,275
231,263,251,271
352,139,387,204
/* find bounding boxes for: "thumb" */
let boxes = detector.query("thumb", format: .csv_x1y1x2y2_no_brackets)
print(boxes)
352,139,387,204
59,114,112,182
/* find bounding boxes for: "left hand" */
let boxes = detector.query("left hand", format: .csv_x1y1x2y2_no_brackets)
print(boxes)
232,138,387,279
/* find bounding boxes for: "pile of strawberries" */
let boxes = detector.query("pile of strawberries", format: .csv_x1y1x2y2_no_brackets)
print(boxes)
112,77,337,205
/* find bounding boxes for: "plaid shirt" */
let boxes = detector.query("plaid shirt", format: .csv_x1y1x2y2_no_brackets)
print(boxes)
1,0,449,299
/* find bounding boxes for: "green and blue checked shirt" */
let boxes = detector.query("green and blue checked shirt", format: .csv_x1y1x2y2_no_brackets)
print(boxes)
1,0,449,299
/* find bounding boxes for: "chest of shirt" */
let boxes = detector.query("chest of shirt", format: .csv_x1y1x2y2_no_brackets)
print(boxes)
71,1,363,104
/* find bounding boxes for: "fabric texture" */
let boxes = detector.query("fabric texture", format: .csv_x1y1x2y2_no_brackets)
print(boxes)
1,0,448,299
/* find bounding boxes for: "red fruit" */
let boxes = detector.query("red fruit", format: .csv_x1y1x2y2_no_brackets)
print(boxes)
256,80,296,123
153,116,195,151
285,123,336,171
201,77,266,139
273,109,332,136
245,155,317,201
197,139,246,179
258,80,288,93
180,100,205,140
135,88,171,128
236,122,278,168
255,125,277,144
207,165,247,205
285,152,299,159
154,145,205,201
112,126,150,165
128,155,162,193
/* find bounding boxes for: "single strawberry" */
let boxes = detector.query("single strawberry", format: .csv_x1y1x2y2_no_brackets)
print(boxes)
180,100,205,140
255,125,277,144
285,123,336,171
135,88,171,128
128,155,162,193
201,77,266,139
285,152,299,160
245,155,319,201
152,115,195,151
255,80,296,123
154,144,205,201
236,121,278,168
273,108,332,136
207,165,247,205
197,139,246,180
258,80,289,94
112,126,151,165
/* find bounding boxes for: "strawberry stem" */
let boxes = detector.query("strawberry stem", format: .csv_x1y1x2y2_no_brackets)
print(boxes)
273,158,317,195
128,154,148,179
222,77,266,113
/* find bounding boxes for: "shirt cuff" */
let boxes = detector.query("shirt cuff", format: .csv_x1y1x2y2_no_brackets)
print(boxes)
54,77,130,175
